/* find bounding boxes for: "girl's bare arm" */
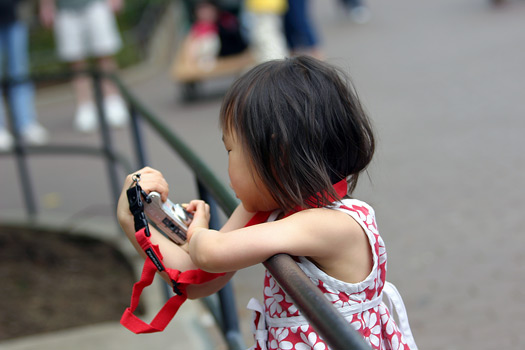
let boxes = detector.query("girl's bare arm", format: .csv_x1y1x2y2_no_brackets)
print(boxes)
187,203,371,283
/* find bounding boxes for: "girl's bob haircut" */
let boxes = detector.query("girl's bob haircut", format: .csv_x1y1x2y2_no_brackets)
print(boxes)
220,56,375,212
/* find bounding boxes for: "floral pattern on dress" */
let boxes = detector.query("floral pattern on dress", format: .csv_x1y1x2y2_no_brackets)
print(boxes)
251,199,413,350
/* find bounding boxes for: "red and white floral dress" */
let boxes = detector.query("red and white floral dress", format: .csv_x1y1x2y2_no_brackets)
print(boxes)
247,199,418,350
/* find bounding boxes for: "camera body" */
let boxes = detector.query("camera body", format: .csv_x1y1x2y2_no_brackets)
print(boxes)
143,192,192,245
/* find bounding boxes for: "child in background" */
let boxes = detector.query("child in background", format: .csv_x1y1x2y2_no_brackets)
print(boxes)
117,56,417,349
178,1,248,72
185,1,221,71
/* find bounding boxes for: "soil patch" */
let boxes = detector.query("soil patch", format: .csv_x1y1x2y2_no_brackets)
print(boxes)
0,226,139,341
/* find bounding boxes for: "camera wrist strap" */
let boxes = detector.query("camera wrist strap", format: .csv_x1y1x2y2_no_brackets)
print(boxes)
120,183,224,334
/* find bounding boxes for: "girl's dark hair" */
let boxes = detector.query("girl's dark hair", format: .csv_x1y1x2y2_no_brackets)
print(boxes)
220,56,375,211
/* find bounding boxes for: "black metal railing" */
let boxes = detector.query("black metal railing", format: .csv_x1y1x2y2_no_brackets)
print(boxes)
1,70,371,350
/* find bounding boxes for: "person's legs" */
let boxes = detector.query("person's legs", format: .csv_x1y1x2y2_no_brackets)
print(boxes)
0,28,14,150
68,58,127,132
55,6,90,85
70,59,99,132
283,0,303,51
96,55,119,97
87,1,127,127
5,21,37,130
96,55,128,127
70,60,93,105
54,7,98,132
84,0,123,101
284,0,322,58
55,1,126,132
5,21,48,144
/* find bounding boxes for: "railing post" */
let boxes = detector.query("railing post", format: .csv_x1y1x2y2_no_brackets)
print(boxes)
129,104,148,168
197,180,245,350
217,284,245,350
92,70,122,208
2,77,37,217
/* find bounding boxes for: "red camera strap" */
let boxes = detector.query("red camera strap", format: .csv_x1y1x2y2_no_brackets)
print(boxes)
120,227,225,333
121,181,226,334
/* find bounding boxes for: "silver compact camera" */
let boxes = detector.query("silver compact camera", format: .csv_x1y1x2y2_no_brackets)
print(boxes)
143,192,193,245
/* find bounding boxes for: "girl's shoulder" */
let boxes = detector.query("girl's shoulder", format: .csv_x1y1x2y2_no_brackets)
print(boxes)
329,198,378,232
279,198,376,236
331,197,375,214
288,198,378,284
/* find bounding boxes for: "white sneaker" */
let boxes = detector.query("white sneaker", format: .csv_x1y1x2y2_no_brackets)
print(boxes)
74,102,97,133
350,6,371,24
0,128,14,151
22,122,49,146
104,95,129,128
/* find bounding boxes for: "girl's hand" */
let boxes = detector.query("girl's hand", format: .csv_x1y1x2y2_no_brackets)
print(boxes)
124,166,169,200
116,168,236,296
185,200,210,241
117,166,169,232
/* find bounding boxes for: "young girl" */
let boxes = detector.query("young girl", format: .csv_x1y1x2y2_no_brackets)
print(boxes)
117,56,417,349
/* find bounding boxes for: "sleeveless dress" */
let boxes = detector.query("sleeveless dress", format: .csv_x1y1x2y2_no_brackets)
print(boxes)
247,199,418,350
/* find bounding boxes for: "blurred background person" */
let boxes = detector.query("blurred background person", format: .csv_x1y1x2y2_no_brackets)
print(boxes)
180,0,249,70
284,0,323,59
337,0,371,24
244,0,288,63
0,0,49,151
184,1,221,71
174,0,248,74
214,0,248,58
39,0,128,133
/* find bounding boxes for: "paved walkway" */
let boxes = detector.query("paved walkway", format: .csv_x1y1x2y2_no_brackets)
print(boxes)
1,0,525,349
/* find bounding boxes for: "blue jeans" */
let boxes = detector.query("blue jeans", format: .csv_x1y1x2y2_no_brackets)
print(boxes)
0,21,38,131
284,0,319,50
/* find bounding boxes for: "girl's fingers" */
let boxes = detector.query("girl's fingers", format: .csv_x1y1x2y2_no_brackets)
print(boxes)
187,200,210,242
127,167,169,202
187,200,210,224
186,200,209,213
